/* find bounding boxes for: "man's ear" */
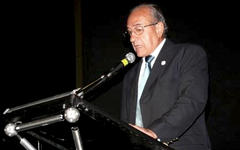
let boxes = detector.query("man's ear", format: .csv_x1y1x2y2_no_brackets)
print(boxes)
156,22,164,37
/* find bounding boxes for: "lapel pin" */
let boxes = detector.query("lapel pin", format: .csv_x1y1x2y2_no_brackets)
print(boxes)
161,60,166,66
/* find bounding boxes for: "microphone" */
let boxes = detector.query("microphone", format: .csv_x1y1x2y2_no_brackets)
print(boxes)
107,52,136,78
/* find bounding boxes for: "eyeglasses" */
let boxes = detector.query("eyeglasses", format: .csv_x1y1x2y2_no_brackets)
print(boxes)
125,22,158,36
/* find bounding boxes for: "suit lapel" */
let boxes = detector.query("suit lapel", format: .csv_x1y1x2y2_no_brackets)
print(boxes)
140,39,174,103
128,60,142,122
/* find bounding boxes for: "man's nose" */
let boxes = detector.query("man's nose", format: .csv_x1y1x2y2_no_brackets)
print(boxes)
130,33,137,43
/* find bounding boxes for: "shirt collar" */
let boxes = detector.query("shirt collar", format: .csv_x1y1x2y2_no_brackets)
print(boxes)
143,38,166,66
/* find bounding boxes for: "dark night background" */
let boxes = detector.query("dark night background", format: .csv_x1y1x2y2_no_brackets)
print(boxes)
1,0,239,150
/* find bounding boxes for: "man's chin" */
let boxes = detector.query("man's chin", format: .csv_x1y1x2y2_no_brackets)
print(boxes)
136,52,146,58
135,50,144,57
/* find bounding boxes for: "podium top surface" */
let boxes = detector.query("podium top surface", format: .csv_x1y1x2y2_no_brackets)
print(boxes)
3,92,174,150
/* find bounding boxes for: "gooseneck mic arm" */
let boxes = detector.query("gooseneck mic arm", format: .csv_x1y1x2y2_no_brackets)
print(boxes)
75,52,136,99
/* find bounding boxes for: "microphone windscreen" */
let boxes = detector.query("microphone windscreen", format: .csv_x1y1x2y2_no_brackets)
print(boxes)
125,52,136,64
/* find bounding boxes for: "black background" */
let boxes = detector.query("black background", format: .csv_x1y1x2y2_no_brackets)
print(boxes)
1,0,239,149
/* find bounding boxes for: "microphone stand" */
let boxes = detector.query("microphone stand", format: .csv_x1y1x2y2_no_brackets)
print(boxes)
74,64,121,101
75,74,107,99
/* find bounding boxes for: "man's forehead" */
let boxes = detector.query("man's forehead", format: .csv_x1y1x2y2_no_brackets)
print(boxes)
127,15,150,27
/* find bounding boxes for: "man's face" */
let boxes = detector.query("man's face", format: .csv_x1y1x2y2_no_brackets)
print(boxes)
127,7,164,57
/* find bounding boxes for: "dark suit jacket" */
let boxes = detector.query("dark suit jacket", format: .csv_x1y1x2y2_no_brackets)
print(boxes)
121,39,211,150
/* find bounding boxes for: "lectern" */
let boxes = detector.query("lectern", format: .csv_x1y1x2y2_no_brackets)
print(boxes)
3,89,174,150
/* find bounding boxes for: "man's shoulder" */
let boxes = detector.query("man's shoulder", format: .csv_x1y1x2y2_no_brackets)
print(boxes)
167,39,202,49
166,39,207,56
